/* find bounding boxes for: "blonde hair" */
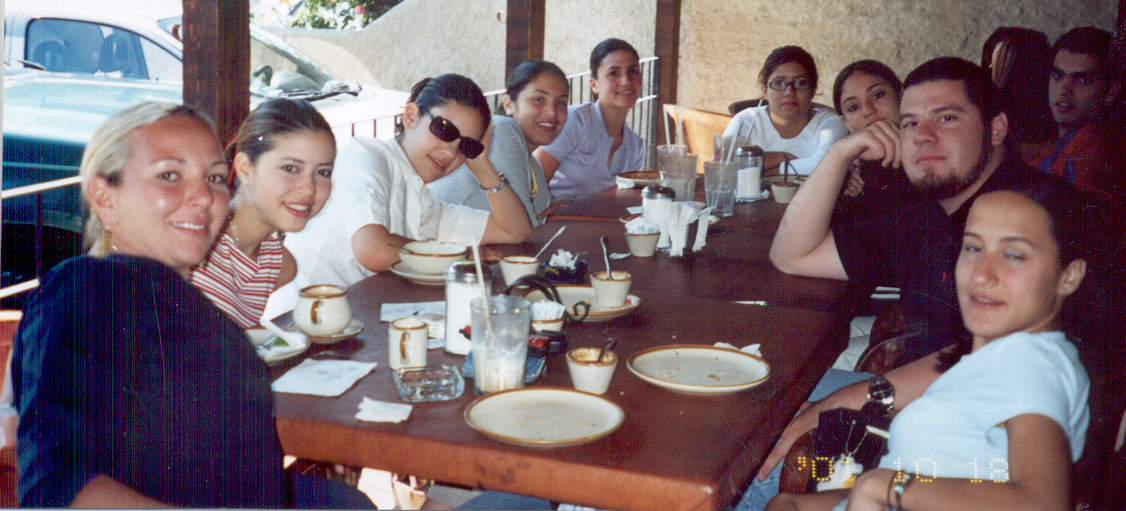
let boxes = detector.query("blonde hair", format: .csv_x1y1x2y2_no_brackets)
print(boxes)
80,102,218,255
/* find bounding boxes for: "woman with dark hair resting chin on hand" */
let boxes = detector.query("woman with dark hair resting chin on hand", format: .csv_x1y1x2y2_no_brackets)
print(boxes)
768,183,1093,511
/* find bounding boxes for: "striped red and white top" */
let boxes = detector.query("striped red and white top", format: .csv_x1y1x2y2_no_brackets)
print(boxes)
191,232,284,329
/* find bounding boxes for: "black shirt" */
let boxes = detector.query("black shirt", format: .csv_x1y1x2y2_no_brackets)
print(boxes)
833,156,1071,362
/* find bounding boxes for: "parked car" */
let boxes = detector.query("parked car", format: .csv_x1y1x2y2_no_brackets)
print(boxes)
2,0,407,296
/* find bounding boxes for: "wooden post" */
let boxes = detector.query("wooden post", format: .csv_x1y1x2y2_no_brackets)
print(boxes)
182,0,250,145
505,0,545,80
654,0,681,148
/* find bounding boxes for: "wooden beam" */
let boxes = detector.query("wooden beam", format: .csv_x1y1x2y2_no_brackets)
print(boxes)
654,0,682,146
505,0,545,80
181,0,250,145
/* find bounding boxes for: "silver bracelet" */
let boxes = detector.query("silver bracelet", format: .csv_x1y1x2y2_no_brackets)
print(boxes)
890,471,914,510
480,173,509,194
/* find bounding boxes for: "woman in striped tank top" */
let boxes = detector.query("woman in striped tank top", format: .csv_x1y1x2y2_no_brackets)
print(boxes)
192,98,336,328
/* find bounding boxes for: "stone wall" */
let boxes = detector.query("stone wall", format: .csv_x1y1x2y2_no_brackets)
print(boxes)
274,0,1115,114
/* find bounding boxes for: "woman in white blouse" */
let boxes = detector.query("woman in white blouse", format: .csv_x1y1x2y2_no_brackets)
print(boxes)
724,46,848,176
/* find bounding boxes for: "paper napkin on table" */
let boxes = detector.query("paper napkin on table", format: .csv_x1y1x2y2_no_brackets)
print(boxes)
665,202,712,256
272,359,378,397
380,302,445,322
714,342,763,357
626,206,643,215
356,397,413,423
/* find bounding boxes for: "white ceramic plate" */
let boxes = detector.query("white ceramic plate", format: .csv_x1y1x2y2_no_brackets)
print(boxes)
522,285,641,322
288,319,365,345
464,388,625,447
627,344,770,395
247,328,309,365
390,262,446,286
615,170,660,188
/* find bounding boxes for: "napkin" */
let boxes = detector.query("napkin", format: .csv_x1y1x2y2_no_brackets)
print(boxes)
665,202,712,257
272,359,378,397
626,206,643,215
714,342,763,357
737,189,770,203
548,249,580,269
380,302,445,322
616,176,634,189
254,334,308,363
531,301,565,321
356,397,413,423
625,216,659,234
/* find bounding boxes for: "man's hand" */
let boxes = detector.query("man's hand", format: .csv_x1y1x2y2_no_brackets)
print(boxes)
843,161,865,197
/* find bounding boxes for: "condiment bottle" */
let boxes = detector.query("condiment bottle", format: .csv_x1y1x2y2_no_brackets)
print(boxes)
444,262,493,355
735,145,764,201
641,185,674,226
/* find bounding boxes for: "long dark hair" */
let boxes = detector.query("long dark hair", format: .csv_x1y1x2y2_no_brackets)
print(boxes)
396,73,490,137
498,60,569,115
937,177,1111,372
228,98,333,174
981,27,1054,145
759,46,818,91
832,60,902,114
589,38,639,102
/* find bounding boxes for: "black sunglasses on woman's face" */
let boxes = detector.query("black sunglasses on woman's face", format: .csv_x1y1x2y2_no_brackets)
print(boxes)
419,107,485,159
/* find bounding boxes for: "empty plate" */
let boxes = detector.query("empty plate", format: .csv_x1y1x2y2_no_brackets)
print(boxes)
627,344,770,395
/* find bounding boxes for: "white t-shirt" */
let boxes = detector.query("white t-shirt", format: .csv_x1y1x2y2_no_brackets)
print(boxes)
282,137,489,291
878,331,1089,481
722,105,847,175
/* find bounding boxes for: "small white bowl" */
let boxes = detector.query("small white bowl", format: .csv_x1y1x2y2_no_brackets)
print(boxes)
398,241,469,275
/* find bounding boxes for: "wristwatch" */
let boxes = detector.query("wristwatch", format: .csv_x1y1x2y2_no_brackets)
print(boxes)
480,173,509,194
866,375,895,415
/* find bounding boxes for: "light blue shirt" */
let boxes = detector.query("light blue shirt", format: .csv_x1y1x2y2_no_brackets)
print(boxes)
540,102,647,199
879,331,1089,480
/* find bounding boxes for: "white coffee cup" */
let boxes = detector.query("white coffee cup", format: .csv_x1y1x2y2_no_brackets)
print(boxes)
389,317,428,370
293,284,352,337
566,347,618,394
499,255,539,286
589,271,633,307
625,231,660,257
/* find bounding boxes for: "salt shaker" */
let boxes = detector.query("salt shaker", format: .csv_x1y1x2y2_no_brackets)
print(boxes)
641,185,674,226
444,262,493,355
735,145,764,201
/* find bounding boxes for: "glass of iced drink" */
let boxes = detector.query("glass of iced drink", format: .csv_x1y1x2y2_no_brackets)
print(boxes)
470,295,532,395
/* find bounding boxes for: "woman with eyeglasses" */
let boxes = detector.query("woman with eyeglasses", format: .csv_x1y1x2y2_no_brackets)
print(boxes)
724,46,848,176
534,38,647,200
430,60,571,226
281,74,532,290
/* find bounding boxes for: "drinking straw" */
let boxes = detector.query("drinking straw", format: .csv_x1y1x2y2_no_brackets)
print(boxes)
676,105,685,155
470,239,494,338
724,132,737,164
663,104,672,148
782,154,791,183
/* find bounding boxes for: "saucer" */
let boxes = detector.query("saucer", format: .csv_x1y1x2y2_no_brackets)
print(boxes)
615,170,660,188
390,262,446,286
521,285,641,323
247,328,309,365
291,319,365,344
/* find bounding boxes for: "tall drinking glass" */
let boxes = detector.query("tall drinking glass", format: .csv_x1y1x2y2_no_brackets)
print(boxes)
470,295,531,395
656,145,698,201
703,161,737,217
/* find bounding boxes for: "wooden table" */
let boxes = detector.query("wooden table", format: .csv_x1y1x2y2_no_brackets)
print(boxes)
274,274,844,511
272,183,855,511
547,176,788,232
494,220,855,313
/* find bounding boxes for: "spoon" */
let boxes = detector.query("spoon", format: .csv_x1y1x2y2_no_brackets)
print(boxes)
596,338,618,363
386,243,416,255
533,225,567,260
600,235,614,280
260,318,308,348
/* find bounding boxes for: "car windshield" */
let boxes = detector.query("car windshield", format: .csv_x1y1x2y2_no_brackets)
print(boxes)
156,16,342,96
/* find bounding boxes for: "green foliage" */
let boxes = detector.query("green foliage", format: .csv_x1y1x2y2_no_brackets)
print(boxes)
287,0,403,30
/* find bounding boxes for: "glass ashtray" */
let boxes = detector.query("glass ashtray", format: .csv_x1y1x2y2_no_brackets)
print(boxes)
393,365,465,402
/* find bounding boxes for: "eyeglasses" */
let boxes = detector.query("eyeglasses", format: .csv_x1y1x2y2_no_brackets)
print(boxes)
767,78,813,92
419,107,484,159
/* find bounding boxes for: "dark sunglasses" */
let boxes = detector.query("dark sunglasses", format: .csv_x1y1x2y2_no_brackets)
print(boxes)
419,107,484,159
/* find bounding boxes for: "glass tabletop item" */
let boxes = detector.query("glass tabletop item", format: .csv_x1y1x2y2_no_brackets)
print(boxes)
393,365,465,402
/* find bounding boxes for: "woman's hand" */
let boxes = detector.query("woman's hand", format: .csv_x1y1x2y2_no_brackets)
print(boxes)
465,123,496,180
843,161,865,197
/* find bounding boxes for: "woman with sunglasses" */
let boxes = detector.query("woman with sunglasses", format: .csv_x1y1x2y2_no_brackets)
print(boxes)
724,46,848,176
282,74,532,290
430,60,571,226
533,38,647,200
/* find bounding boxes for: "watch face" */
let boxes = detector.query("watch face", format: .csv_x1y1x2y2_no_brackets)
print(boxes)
868,376,894,405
